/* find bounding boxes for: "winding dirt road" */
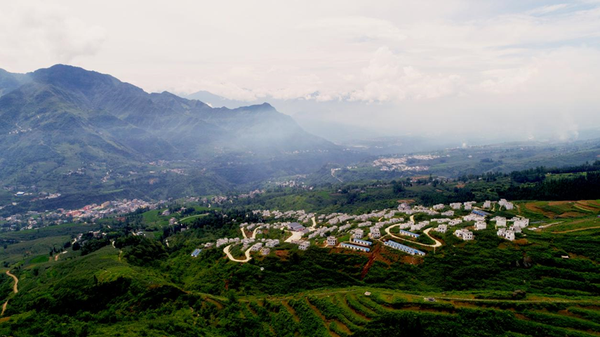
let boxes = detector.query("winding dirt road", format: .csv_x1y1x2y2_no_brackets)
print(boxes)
1,270,19,316
6,271,17,294
251,227,260,239
384,224,442,248
223,245,252,263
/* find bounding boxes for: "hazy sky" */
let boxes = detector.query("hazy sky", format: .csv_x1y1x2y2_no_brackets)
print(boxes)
1,0,600,141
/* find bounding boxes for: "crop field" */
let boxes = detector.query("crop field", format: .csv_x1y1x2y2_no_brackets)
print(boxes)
522,200,600,219
184,288,600,337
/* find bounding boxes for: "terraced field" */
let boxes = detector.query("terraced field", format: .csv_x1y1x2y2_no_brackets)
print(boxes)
195,288,600,336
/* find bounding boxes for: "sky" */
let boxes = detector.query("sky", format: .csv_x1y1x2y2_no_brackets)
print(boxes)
1,0,600,143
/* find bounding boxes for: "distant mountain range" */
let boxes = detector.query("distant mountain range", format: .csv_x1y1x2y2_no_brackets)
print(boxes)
1,65,598,213
0,65,349,210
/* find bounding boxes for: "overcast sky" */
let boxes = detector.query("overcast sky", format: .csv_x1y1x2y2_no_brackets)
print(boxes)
1,1,600,142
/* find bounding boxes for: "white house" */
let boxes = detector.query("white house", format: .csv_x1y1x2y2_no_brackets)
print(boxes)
353,229,364,239
299,241,310,250
435,224,447,233
326,236,337,246
474,221,487,231
260,247,271,256
441,210,454,217
370,227,381,239
454,228,474,241
510,225,522,233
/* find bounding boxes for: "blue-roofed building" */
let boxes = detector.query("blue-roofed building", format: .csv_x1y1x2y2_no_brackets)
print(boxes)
191,248,202,257
288,222,305,232
472,210,490,217
351,238,373,246
384,240,425,256
340,242,370,252
398,230,420,238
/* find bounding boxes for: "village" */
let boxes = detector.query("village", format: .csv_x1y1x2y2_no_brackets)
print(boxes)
0,198,166,232
193,198,531,262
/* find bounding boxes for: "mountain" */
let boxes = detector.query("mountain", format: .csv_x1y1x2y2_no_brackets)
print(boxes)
0,65,345,209
0,69,30,97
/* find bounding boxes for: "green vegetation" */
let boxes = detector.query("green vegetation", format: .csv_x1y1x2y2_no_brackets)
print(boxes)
0,163,598,335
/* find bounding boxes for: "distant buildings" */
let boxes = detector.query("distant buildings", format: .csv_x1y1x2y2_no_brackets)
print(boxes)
326,236,337,246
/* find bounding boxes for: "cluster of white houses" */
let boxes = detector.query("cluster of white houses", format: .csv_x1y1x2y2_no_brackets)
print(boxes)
202,198,528,259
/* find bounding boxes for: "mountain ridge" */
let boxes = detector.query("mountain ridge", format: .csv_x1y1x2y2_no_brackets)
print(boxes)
0,64,343,208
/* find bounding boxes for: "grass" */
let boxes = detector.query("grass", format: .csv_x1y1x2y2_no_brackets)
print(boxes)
522,200,600,219
0,235,70,265
0,222,100,242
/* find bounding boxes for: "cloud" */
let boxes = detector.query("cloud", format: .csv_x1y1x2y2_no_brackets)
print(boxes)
0,1,106,69
349,47,463,102
299,16,407,43
479,67,539,94
527,3,570,15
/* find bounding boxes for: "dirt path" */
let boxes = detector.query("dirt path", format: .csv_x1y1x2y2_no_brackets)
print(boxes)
6,271,18,294
251,227,260,239
1,270,19,316
330,168,343,183
536,222,562,230
54,251,68,261
308,217,317,231
285,231,303,243
553,226,600,234
384,224,442,248
361,244,381,280
223,244,252,263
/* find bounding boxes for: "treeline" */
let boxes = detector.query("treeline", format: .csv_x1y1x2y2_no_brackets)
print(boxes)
501,172,600,201
458,160,600,184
